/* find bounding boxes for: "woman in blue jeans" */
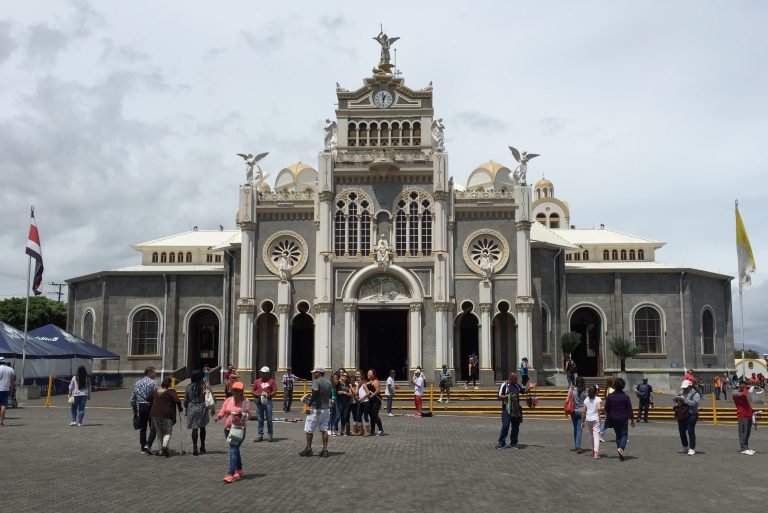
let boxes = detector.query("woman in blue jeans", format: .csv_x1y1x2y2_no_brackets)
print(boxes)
675,379,701,455
603,377,635,461
68,366,91,426
570,378,587,453
215,382,251,483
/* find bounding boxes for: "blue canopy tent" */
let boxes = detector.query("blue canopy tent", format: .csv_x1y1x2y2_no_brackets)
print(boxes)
0,321,74,385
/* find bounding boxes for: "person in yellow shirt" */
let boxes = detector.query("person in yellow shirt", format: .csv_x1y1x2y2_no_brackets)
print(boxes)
713,375,722,401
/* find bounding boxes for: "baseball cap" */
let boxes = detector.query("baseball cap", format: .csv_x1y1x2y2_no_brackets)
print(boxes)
681,380,692,388
231,382,244,390
260,366,270,373
312,367,325,374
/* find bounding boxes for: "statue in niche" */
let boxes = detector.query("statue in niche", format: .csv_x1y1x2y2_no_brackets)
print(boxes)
375,234,392,270
323,119,337,152
236,151,269,185
278,253,292,282
508,146,539,186
431,118,445,152
479,250,494,282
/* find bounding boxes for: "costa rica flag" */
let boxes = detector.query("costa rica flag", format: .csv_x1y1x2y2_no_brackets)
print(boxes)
25,208,44,296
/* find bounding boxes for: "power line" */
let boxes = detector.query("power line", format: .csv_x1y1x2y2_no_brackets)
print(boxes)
48,281,67,302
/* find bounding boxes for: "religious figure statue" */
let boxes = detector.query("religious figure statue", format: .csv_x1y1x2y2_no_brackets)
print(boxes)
479,251,494,282
236,151,269,184
324,119,337,152
508,146,539,186
431,118,445,152
375,234,392,270
373,29,399,74
278,254,292,282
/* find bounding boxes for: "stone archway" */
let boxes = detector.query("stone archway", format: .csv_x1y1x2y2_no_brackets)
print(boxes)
569,306,602,377
187,308,220,373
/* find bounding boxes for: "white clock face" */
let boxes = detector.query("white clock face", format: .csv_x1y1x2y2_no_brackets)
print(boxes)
373,90,394,108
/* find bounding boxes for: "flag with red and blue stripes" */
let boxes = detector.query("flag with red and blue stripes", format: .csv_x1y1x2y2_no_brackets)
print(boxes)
25,208,44,296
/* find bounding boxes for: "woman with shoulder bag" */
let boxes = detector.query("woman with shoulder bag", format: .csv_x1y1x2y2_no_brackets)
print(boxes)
149,377,183,457
184,370,210,456
675,379,701,456
68,365,91,426
215,381,251,483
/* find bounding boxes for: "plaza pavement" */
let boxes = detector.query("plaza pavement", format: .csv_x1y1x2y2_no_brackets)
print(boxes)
0,389,759,513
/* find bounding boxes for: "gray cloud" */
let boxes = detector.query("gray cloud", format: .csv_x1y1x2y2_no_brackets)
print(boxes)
453,111,506,132
0,20,17,63
25,24,69,65
240,25,284,53
539,116,573,136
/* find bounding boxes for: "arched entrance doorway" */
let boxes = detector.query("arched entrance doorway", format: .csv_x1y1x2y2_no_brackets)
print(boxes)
291,302,314,380
492,301,517,381
455,302,479,381
569,306,602,377
255,301,278,373
187,308,219,373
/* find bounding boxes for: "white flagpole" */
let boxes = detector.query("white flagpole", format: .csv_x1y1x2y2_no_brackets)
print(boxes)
21,255,31,385
739,287,746,379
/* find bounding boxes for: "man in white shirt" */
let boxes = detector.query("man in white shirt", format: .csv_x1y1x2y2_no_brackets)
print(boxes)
0,357,16,426
412,369,425,417
385,370,397,416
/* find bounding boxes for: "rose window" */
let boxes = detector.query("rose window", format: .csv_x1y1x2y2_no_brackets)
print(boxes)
262,231,308,276
462,229,509,275
470,237,501,267
270,239,301,269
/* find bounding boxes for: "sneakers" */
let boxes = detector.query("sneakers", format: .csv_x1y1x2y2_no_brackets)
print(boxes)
593,451,600,459
233,470,243,480
69,421,77,426
162,447,170,458
576,448,583,454
299,447,313,457
200,446,206,454
268,436,273,442
687,449,696,456
617,448,625,461
76,423,82,427
255,437,263,442
599,437,606,443
320,449,329,458
741,449,753,455
437,399,443,403
193,447,199,456
376,430,384,436
414,413,421,417
387,413,394,417
474,386,479,390
141,446,152,455
495,443,506,449
677,447,689,454
223,474,234,484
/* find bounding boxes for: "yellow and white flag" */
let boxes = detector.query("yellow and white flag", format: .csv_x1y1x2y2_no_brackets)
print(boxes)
736,202,756,290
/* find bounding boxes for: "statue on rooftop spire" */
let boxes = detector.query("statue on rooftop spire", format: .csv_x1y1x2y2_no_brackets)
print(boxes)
508,146,540,186
373,28,399,74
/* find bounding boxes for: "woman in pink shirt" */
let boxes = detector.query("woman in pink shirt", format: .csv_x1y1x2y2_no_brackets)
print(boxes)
215,382,251,483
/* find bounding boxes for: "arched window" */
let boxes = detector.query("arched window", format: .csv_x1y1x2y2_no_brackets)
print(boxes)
369,122,379,146
82,311,94,342
169,252,175,263
402,122,411,146
206,254,213,263
549,213,560,229
177,252,183,263
391,122,401,145
334,191,372,256
160,252,167,263
638,249,645,260
394,190,433,256
536,213,547,225
347,122,357,146
574,252,581,261
131,308,159,355
380,122,390,146
541,307,549,353
583,250,589,261
629,250,636,261
702,309,715,354
634,306,662,353
412,122,421,145
620,249,627,260
186,252,192,263
603,250,610,260
358,123,368,146
565,253,572,261
152,252,158,263
611,250,618,261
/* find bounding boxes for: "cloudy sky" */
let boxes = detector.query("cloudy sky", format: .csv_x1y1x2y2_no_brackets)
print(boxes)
1,1,766,350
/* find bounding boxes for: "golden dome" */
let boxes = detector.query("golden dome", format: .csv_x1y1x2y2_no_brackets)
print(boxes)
534,177,553,189
466,160,514,190
274,162,318,192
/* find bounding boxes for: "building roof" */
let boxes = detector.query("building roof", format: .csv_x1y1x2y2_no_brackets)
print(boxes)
111,265,224,273
530,222,579,249
566,261,733,280
551,227,665,248
132,230,239,249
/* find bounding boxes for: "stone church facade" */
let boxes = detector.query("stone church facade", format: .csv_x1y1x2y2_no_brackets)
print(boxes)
66,43,734,390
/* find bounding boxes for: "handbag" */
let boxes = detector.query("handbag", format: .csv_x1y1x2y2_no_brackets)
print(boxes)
205,389,215,408
132,414,140,430
564,389,575,415
673,401,690,421
227,424,245,445
68,395,75,405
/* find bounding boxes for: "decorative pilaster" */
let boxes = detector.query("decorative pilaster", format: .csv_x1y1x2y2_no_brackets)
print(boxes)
479,302,492,371
236,184,257,372
409,303,423,369
343,303,357,368
314,153,335,370
434,302,452,371
277,281,291,372
314,302,333,370
516,214,534,374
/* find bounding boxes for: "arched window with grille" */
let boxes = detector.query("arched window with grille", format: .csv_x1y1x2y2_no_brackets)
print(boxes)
629,250,636,261
177,252,183,263
169,252,175,263
394,190,433,256
131,308,160,355
186,252,192,263
160,252,167,263
583,250,589,261
702,309,715,354
634,306,663,353
638,249,645,260
603,250,609,260
611,250,618,261
620,249,627,260
82,311,94,342
334,191,372,256
152,252,158,263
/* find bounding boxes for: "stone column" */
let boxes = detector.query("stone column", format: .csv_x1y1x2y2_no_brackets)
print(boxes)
432,153,450,378
314,303,332,370
236,184,257,375
277,301,291,373
479,277,494,384
434,303,452,370
409,303,423,370
515,217,535,383
343,303,357,369
314,153,334,371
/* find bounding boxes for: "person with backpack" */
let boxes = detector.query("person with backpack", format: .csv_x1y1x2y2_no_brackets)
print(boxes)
674,379,701,456
635,378,653,423
496,373,530,449
566,358,577,387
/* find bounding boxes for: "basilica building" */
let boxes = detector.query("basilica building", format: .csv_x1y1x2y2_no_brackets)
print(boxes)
66,40,734,390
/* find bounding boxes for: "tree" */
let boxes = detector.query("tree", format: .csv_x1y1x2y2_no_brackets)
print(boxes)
735,349,761,359
560,332,582,366
608,336,640,372
0,297,67,331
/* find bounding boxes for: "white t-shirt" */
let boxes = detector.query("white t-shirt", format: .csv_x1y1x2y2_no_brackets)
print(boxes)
0,365,15,391
413,376,424,396
583,396,602,422
385,376,395,397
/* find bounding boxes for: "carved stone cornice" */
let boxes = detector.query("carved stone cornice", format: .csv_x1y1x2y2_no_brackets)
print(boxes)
318,191,334,202
314,303,333,313
343,303,357,312
335,148,433,164
480,304,492,313
515,221,532,232
409,303,423,313
237,297,256,314
238,222,256,231
455,190,516,201
434,302,453,312
257,190,314,202
433,190,448,201
277,305,291,314
515,296,535,313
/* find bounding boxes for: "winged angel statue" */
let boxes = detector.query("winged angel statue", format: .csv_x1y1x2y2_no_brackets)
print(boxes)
236,152,269,187
508,146,539,185
324,119,337,152
431,118,445,152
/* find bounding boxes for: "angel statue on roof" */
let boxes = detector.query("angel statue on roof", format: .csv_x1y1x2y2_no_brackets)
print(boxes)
373,28,399,73
509,146,540,186
431,118,445,152
324,119,337,152
236,152,269,185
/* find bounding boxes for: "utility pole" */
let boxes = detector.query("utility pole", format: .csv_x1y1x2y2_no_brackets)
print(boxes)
49,281,66,302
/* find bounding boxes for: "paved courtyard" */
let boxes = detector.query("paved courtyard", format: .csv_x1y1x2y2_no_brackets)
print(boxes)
0,390,760,512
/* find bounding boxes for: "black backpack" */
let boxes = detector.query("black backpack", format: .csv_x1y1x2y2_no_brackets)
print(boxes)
636,383,649,399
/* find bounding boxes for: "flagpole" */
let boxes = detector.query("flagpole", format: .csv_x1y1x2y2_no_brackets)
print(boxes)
739,287,746,378
21,255,31,385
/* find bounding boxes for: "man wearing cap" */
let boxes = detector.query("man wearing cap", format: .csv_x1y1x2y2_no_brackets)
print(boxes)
635,378,653,423
130,366,157,453
675,379,701,456
300,367,332,457
282,367,297,413
252,366,277,442
0,357,16,426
